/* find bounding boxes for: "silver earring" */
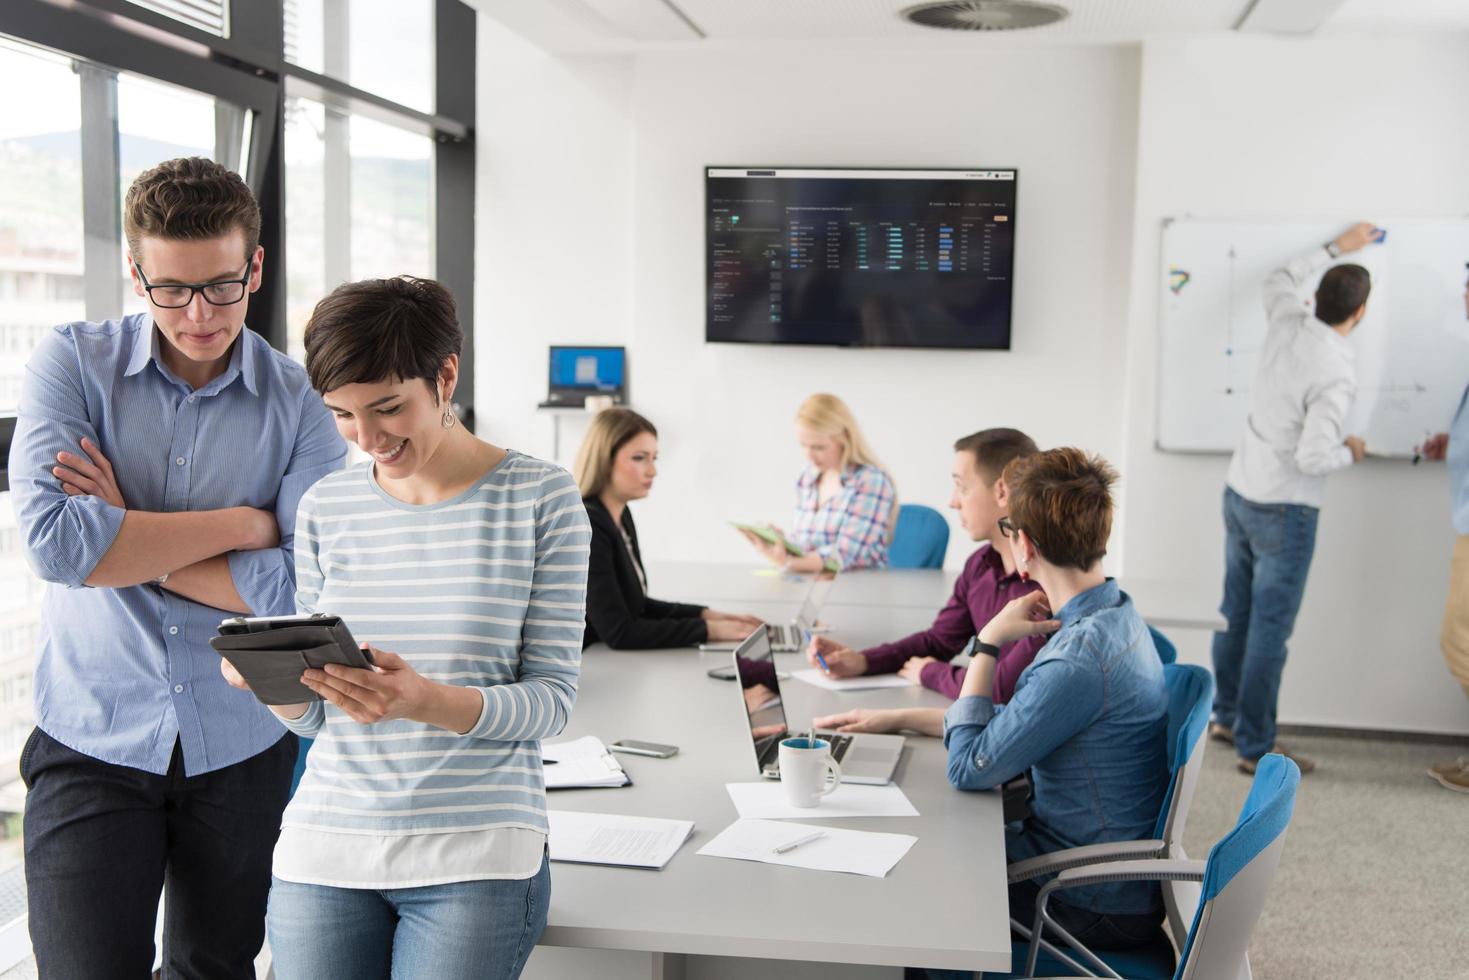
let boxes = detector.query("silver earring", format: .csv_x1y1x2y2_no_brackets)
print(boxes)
441,406,456,430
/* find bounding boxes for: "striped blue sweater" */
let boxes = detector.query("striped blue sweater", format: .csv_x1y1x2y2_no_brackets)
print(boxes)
279,451,589,837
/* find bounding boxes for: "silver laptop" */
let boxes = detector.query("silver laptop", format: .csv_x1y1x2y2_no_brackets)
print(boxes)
732,627,904,785
767,574,835,652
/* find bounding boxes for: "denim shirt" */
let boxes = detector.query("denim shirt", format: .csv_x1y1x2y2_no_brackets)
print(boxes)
943,579,1169,915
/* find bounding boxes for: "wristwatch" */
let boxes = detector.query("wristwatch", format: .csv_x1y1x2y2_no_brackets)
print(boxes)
1324,240,1342,259
971,638,1001,658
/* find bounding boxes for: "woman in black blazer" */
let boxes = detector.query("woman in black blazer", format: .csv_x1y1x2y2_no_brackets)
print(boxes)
573,409,761,649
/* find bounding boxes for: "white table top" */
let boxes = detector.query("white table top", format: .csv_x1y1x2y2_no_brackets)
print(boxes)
540,603,1013,972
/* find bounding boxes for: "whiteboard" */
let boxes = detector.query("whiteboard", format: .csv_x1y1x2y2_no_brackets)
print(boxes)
1157,218,1469,456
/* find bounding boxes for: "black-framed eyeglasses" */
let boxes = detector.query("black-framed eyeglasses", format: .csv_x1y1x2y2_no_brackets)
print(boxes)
136,262,250,309
997,516,1019,540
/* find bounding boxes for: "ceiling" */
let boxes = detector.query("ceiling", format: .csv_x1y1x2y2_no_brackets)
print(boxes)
470,0,1469,53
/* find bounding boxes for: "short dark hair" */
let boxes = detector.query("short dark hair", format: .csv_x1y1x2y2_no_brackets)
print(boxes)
1314,264,1371,326
304,276,462,397
1003,447,1117,571
124,157,261,261
953,428,1039,484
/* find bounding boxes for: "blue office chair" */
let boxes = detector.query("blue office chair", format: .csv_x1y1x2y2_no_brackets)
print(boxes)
290,736,312,796
1013,754,1300,979
1148,625,1177,665
1004,665,1214,970
890,504,949,569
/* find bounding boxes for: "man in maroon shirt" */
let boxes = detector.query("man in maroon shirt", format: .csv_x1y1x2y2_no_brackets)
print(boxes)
806,428,1045,703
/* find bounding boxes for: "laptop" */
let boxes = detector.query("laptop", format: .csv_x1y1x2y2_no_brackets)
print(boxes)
538,346,626,408
732,627,905,785
767,574,835,652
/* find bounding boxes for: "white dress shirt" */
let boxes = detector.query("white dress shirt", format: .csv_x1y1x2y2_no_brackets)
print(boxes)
1226,246,1357,507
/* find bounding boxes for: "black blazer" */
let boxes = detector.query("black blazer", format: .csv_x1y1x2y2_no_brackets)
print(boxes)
583,496,708,649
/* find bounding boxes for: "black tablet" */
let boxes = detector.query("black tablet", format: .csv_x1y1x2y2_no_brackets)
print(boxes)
211,614,372,705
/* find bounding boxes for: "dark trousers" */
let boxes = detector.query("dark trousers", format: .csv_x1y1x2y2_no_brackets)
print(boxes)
21,728,296,980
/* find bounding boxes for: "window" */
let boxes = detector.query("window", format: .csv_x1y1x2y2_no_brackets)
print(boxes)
124,0,229,38
284,94,434,360
285,0,434,114
0,33,84,900
0,3,470,966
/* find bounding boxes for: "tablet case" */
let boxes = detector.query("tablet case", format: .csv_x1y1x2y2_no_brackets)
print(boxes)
210,616,371,705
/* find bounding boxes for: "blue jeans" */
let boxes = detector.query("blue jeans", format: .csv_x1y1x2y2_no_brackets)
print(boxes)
266,854,550,980
1211,487,1319,760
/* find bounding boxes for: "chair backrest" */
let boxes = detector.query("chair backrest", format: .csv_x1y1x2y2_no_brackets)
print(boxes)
1153,663,1214,847
1149,624,1178,664
889,504,949,569
1152,663,1214,945
1170,754,1301,980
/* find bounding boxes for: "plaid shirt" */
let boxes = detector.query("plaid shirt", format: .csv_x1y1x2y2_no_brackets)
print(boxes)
789,463,895,571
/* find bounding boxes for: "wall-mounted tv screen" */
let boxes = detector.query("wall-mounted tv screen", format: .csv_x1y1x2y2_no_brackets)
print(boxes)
706,167,1017,350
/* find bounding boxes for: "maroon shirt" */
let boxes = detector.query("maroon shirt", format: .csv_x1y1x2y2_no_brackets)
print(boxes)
861,543,1046,703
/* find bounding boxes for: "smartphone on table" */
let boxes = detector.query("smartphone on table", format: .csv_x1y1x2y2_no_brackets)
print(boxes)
608,740,679,758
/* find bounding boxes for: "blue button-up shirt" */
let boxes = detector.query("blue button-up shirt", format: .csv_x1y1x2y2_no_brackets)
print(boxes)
1448,383,1469,534
943,579,1169,915
9,314,346,776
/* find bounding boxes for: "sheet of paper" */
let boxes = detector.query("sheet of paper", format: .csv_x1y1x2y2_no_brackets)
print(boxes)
698,819,917,878
547,811,694,869
725,781,919,820
789,668,916,691
542,735,629,789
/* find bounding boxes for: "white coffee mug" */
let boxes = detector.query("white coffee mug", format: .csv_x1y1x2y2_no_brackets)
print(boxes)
778,736,842,808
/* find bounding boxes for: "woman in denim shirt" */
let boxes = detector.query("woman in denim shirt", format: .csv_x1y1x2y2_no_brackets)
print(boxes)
824,448,1170,958
945,447,1170,949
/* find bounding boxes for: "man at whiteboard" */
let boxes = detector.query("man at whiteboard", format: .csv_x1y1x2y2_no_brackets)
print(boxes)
1210,221,1380,777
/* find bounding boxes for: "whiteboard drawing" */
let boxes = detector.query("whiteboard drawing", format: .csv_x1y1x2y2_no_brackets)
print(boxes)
1158,218,1469,456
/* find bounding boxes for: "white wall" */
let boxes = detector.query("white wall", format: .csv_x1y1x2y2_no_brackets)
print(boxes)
476,21,1469,734
477,34,1142,571
475,17,635,456
1119,34,1469,735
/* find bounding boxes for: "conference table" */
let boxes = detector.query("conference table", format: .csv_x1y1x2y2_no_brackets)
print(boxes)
650,560,1227,633
527,577,1015,979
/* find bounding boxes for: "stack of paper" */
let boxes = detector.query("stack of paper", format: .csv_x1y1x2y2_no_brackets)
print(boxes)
548,811,695,870
789,669,916,691
698,819,917,878
725,781,919,820
542,736,630,789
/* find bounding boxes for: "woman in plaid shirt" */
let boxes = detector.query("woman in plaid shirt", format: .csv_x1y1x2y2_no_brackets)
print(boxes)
741,393,897,572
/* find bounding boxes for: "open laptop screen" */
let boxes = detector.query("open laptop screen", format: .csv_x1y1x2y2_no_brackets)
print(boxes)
733,628,788,771
795,573,836,631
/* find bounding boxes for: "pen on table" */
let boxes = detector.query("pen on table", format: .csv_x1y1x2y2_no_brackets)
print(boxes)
772,831,827,855
807,628,830,674
542,759,558,765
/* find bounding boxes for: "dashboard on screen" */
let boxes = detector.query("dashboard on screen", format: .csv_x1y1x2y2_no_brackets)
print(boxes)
706,167,1017,350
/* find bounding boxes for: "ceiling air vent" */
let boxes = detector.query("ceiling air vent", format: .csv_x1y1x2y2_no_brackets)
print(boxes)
901,1,1069,32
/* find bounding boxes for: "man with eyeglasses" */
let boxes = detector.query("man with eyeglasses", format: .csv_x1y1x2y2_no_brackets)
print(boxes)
8,157,346,978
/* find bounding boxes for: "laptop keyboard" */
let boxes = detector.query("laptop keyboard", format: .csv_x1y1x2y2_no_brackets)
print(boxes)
769,624,798,649
806,732,853,761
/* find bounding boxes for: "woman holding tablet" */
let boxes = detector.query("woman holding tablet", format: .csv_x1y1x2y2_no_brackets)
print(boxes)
740,393,897,573
575,407,760,648
220,277,588,980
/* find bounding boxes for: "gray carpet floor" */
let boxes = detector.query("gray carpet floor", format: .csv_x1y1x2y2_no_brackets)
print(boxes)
2,731,1464,979
1181,731,1469,980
